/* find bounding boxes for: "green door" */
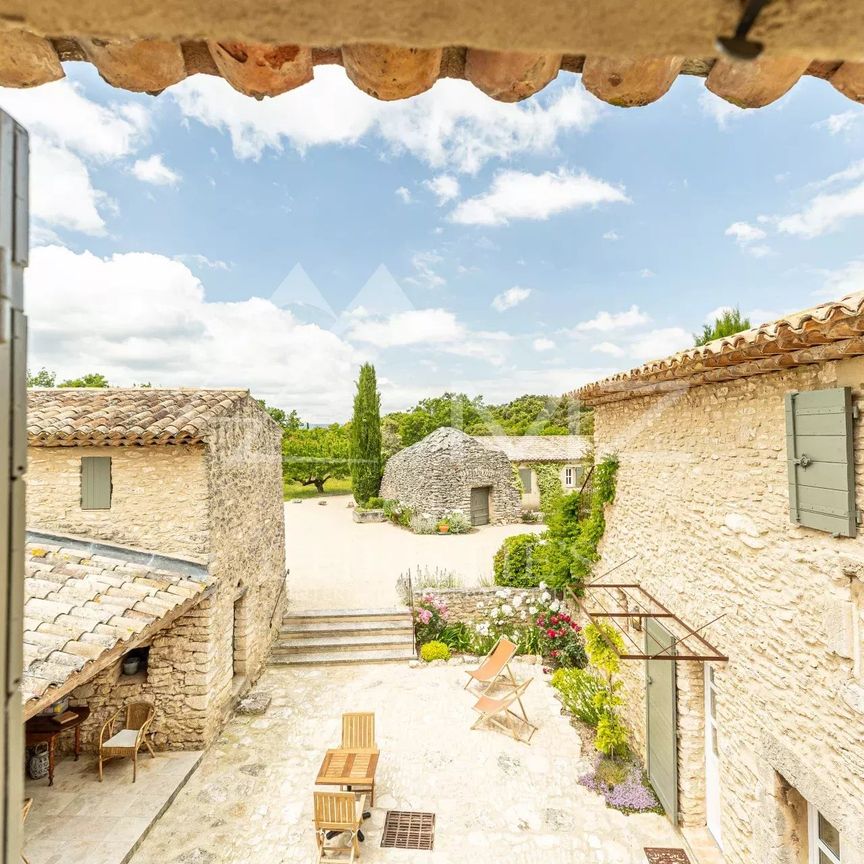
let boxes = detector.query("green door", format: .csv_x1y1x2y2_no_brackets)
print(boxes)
470,486,490,526
646,617,678,823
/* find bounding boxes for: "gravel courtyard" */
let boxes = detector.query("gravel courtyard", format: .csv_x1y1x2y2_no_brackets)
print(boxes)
129,662,680,864
284,496,543,609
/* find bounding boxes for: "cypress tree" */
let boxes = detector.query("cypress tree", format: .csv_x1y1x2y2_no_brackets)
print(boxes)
350,363,382,504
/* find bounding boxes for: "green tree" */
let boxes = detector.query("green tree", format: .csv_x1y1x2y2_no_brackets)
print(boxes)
256,400,301,430
350,363,383,503
58,372,109,388
282,424,349,493
695,307,751,346
27,368,56,387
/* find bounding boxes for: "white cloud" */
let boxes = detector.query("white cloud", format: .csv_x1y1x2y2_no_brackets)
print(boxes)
492,286,531,312
169,68,600,172
395,186,412,204
26,245,357,422
640,268,655,278
175,253,231,271
132,154,181,186
29,141,108,235
629,327,691,361
776,181,864,238
602,230,619,241
725,220,772,257
704,305,733,324
813,110,862,136
591,341,625,357
698,90,746,129
424,174,460,205
450,168,628,226
573,305,651,333
404,251,445,291
533,337,556,352
816,260,864,299
810,160,864,191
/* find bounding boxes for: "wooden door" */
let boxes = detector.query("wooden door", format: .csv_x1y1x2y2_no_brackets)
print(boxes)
646,617,678,824
470,486,490,526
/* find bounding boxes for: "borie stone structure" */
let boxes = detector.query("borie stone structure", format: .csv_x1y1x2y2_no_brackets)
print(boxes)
576,293,864,864
25,388,286,753
380,426,521,525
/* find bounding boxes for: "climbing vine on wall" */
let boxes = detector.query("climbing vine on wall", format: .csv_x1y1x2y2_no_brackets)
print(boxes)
571,454,619,581
533,462,567,513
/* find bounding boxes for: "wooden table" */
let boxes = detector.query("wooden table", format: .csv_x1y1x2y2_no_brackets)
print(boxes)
25,706,90,786
315,748,379,805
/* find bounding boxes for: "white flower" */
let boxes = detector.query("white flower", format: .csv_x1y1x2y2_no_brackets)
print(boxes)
539,581,548,591
549,599,561,612
502,604,513,616
520,611,527,620
478,623,489,636
491,608,500,618
541,591,551,603
529,606,538,615
512,595,523,608
495,590,507,599
502,588,512,597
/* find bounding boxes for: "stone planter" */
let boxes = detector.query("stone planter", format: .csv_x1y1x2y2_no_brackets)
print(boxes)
352,508,386,524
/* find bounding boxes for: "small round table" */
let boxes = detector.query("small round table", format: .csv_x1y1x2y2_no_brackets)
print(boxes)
25,706,91,786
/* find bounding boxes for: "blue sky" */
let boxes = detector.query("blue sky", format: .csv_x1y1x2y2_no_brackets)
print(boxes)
2,63,863,421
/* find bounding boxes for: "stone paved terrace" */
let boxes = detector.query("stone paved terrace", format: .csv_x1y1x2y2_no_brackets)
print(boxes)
24,749,202,864
128,662,683,864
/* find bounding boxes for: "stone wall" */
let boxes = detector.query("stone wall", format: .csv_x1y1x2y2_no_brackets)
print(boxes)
412,586,554,626
27,445,209,558
592,357,864,863
381,427,521,524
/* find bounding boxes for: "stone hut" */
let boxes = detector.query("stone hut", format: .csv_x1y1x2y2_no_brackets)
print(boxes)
380,427,520,525
25,388,286,752
575,292,864,864
472,435,591,510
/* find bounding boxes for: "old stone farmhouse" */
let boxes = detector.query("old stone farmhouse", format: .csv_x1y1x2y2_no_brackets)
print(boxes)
24,388,285,752
380,427,521,525
576,293,864,864
473,435,590,510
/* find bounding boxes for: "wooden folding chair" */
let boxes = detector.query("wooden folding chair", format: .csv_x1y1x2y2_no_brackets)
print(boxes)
464,637,519,692
470,678,537,743
341,713,375,750
21,798,32,864
313,791,366,862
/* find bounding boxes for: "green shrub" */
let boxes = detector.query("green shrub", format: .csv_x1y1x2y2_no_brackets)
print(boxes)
383,499,413,527
551,668,606,726
437,623,475,653
409,513,438,534
595,712,629,760
585,621,625,678
350,363,382,504
442,511,471,534
493,533,542,587
364,496,384,509
420,641,451,662
571,454,619,581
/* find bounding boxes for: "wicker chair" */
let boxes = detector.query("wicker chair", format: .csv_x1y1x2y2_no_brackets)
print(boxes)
98,702,156,782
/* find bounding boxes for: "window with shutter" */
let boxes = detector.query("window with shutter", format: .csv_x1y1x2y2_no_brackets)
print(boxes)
81,456,112,510
785,387,857,538
518,467,532,494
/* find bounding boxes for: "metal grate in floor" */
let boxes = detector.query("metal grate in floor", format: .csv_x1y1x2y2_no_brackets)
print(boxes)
380,810,436,850
644,850,691,864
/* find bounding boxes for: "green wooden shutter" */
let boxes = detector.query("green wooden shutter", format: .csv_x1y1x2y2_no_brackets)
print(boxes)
518,468,532,493
81,456,112,510
785,387,857,537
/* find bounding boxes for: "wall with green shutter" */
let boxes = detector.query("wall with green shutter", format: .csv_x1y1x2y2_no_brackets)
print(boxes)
80,456,112,510
785,386,857,538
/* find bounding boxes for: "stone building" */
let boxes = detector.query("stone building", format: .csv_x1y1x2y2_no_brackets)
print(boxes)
576,294,864,864
25,388,286,751
380,427,521,525
473,435,591,510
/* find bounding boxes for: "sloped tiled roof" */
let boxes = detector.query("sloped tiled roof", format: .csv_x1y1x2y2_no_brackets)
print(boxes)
23,536,211,717
576,292,864,406
473,435,589,462
28,388,250,447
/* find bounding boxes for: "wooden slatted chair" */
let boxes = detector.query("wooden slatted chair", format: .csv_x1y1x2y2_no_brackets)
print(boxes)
463,637,519,692
470,678,537,743
98,702,156,782
340,713,376,803
314,791,366,862
21,798,32,864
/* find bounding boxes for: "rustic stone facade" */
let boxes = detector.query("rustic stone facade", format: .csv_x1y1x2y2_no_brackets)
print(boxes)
26,390,286,753
591,358,864,863
381,427,521,524
412,586,553,626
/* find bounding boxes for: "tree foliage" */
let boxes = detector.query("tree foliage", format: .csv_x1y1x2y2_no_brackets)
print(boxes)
27,368,56,387
350,363,382,504
282,424,349,493
257,400,301,431
695,307,751,346
59,372,109,388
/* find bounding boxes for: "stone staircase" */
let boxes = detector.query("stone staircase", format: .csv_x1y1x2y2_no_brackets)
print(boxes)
270,608,416,666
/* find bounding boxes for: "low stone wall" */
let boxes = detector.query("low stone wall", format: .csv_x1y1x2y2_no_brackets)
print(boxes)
412,585,565,626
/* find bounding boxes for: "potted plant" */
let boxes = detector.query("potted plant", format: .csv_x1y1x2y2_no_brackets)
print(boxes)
437,518,450,534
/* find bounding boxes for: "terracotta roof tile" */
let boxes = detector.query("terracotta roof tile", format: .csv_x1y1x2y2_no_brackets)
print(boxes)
28,387,252,447
575,292,864,405
22,542,210,717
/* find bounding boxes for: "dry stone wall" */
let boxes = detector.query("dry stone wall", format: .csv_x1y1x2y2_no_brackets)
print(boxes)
27,445,209,558
593,357,864,864
412,586,553,626
381,427,521,524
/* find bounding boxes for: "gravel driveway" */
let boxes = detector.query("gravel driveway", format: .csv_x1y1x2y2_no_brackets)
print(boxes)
284,495,543,610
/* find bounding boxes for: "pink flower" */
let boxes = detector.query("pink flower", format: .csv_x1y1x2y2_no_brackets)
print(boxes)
418,609,432,625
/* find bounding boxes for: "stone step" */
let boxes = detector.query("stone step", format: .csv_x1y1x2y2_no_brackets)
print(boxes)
268,648,416,667
283,607,411,625
272,634,414,654
279,619,413,639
